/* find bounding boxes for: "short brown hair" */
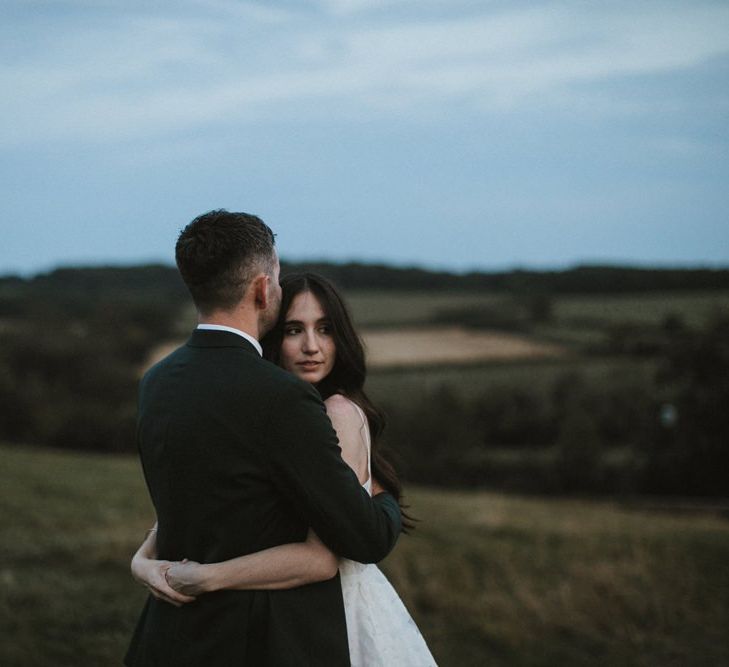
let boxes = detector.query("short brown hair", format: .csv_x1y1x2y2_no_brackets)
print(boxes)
175,209,276,314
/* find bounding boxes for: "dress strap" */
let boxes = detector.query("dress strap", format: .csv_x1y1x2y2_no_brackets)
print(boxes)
350,402,371,452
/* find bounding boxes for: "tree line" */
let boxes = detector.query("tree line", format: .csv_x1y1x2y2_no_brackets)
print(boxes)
1,263,727,496
4,262,729,297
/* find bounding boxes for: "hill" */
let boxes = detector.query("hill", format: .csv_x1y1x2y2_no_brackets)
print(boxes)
2,262,729,496
4,261,729,295
1,444,727,666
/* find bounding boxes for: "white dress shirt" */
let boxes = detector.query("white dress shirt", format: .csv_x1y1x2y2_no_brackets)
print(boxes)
196,324,263,356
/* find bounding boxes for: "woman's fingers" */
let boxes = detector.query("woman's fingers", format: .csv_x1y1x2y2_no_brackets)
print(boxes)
164,565,184,592
165,561,204,596
147,586,184,607
371,476,385,495
147,562,196,605
165,567,195,596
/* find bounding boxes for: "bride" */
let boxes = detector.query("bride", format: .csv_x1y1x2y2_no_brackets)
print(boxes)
132,272,437,666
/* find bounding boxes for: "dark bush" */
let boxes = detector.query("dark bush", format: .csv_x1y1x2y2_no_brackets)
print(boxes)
0,266,188,453
639,315,729,495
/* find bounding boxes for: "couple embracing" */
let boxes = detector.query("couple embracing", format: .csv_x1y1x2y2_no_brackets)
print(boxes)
125,210,437,666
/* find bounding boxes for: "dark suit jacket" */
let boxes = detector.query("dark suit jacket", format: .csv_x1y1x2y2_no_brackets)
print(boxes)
125,329,402,666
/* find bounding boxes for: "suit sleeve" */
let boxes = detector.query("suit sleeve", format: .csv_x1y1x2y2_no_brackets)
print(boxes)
264,379,402,563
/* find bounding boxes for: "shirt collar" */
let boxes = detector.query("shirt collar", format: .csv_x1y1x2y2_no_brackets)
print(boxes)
196,324,263,356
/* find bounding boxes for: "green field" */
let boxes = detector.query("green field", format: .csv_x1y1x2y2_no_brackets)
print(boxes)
344,289,729,330
551,290,729,327
2,444,728,666
180,289,729,333
345,291,505,327
367,354,656,404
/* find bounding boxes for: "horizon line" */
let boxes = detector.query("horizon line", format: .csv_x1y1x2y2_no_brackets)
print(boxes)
3,257,729,281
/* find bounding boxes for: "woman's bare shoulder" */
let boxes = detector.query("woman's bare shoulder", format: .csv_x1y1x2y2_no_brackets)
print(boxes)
324,394,369,481
324,394,368,438
323,393,359,421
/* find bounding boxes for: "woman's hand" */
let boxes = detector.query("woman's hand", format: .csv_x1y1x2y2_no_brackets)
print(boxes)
165,560,217,596
131,553,197,607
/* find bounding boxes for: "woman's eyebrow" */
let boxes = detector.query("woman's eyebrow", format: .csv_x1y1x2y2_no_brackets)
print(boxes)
284,317,331,326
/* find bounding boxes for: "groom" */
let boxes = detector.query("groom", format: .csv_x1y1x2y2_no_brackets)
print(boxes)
125,210,402,666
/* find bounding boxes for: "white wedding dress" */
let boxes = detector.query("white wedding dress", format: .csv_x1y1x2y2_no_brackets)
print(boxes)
339,401,437,667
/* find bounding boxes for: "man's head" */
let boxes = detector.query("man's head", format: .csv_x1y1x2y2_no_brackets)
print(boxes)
175,210,281,334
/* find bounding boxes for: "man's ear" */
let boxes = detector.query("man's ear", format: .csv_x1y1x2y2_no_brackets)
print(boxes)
252,273,270,310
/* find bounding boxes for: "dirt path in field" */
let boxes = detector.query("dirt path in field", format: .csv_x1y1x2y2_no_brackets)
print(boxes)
363,326,565,367
142,326,566,374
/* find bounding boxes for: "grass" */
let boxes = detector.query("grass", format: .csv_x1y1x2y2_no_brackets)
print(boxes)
367,354,657,404
385,491,729,666
0,445,152,666
2,444,728,666
171,290,729,371
179,289,729,345
344,289,729,331
552,290,729,328
345,290,506,328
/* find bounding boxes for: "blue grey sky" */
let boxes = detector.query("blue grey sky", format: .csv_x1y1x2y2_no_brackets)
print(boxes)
2,0,728,275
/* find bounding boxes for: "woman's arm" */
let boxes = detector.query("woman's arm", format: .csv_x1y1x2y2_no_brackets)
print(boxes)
266,382,401,563
130,522,196,606
166,529,339,595
167,396,371,595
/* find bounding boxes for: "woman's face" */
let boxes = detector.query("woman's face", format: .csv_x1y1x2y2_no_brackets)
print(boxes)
279,291,336,385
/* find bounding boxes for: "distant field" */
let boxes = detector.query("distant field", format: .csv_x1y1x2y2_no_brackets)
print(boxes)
367,355,657,403
144,326,567,372
177,289,729,331
345,289,729,329
345,290,505,327
364,327,566,367
2,444,728,666
552,290,729,327
151,289,729,371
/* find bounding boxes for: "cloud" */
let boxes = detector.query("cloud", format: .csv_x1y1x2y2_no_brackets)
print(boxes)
1,1,728,145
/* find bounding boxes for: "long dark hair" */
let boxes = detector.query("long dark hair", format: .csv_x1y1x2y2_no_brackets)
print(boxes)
262,272,415,532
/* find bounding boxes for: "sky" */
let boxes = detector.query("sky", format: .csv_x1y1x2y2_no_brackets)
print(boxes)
1,0,728,276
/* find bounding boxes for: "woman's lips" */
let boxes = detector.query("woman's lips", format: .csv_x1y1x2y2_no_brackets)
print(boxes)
297,361,322,369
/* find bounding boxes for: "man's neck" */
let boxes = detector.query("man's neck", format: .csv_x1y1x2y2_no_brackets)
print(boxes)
198,310,260,342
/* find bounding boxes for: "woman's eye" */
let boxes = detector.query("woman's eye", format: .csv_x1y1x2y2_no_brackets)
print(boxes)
318,325,331,335
285,327,302,336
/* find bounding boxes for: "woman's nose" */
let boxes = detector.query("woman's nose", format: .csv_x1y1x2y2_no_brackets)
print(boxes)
302,331,319,353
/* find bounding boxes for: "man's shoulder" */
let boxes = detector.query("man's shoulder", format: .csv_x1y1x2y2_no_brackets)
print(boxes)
140,343,187,384
249,364,329,425
139,341,318,410
187,343,318,403
261,362,320,403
